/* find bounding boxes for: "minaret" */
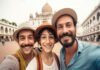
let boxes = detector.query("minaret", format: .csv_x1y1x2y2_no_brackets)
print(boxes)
29,14,34,25
29,14,33,20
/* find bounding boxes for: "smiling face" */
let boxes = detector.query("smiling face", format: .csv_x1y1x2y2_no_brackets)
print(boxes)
18,30,35,55
39,30,55,53
56,15,76,48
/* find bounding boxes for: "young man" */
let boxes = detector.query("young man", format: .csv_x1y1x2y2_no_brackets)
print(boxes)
52,8,100,70
0,23,37,70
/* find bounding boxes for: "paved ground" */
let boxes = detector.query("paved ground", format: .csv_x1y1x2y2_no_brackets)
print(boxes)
0,41,62,63
0,41,99,63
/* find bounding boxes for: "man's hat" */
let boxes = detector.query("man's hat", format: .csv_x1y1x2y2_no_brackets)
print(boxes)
13,22,35,42
52,8,77,27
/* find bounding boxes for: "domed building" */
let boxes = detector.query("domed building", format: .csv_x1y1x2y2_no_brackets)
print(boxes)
42,3,52,14
28,3,53,29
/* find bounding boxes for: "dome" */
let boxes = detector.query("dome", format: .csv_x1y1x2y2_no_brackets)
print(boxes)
42,3,52,13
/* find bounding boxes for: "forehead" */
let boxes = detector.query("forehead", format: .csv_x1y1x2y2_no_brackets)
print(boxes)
18,29,34,36
57,15,73,23
41,30,53,35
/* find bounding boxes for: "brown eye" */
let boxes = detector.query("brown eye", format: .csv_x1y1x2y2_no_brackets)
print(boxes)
57,24,63,29
19,36,25,40
49,35,54,39
40,36,46,39
28,36,33,39
66,22,71,27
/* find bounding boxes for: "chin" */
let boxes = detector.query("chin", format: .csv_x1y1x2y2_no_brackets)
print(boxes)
45,50,52,53
24,51,31,55
63,41,75,48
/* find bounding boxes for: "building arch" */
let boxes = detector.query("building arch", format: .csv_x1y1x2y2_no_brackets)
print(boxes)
9,28,11,33
97,12,100,21
5,27,8,33
1,26,4,33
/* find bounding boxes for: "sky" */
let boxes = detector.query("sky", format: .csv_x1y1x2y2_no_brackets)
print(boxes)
0,0,100,25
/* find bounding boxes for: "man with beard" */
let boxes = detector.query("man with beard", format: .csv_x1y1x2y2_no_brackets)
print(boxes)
0,23,37,70
52,8,100,70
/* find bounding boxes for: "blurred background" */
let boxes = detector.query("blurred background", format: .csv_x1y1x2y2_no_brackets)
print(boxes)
0,0,100,63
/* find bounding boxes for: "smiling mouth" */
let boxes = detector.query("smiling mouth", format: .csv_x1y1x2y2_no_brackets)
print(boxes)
21,45,33,48
62,36,71,39
44,45,53,48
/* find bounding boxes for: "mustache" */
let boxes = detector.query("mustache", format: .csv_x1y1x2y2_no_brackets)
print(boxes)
20,44,33,48
59,32,73,39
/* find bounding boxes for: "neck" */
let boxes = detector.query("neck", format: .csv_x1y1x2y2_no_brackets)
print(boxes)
20,51,33,62
65,40,78,56
41,51,54,65
41,51,53,59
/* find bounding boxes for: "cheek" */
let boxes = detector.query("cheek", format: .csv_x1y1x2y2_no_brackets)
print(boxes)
39,40,44,46
57,30,61,38
18,40,23,45
29,39,35,43
72,27,76,36
52,40,55,44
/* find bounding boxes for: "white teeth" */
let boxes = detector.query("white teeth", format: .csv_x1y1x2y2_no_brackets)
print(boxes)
45,46,53,48
63,36,70,39
25,46,31,48
25,47,29,48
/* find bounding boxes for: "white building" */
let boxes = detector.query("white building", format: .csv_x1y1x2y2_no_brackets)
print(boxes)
78,4,100,42
28,3,53,29
0,19,17,41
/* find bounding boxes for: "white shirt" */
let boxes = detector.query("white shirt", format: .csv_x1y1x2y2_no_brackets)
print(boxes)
26,57,58,70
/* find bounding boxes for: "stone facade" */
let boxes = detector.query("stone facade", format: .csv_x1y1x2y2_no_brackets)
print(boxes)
78,4,100,42
0,19,17,42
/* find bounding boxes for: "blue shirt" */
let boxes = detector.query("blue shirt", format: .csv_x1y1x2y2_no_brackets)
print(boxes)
60,40,100,70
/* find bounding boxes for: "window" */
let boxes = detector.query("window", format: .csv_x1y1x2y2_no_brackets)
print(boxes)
1,26,3,33
5,28,8,33
90,19,92,24
93,16,95,20
97,12,100,21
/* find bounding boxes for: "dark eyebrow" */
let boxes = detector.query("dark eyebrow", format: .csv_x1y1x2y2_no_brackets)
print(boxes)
19,35,24,37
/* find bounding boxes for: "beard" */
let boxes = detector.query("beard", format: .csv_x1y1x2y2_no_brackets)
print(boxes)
58,32,76,48
20,44,33,48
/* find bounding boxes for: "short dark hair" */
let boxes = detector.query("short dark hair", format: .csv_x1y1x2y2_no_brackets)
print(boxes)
36,27,57,43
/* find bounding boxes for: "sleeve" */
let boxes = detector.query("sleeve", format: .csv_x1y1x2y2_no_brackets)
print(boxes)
0,55,19,70
95,46,100,70
26,57,37,70
95,56,100,69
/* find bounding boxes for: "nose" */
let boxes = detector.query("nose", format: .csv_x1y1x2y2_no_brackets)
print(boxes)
24,38,29,44
63,26,68,33
45,37,50,44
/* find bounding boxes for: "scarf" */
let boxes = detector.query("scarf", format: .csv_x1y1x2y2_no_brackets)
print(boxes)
14,49,35,70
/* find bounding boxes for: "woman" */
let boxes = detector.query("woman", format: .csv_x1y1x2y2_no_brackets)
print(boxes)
26,25,60,70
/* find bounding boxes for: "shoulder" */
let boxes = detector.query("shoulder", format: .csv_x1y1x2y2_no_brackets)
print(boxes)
53,53,60,60
1,55,19,64
78,40,100,50
79,41,100,57
0,55,19,70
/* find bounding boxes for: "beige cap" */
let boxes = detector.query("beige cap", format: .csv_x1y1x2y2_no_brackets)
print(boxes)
13,22,35,42
52,8,77,27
